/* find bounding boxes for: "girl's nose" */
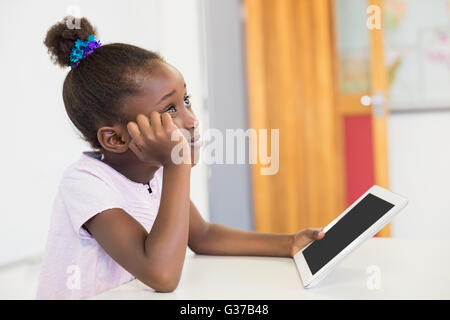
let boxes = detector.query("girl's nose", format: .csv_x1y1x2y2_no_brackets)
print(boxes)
179,114,199,143
184,110,199,131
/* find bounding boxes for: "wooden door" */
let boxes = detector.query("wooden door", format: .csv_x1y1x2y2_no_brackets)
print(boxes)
244,0,390,237
334,0,390,236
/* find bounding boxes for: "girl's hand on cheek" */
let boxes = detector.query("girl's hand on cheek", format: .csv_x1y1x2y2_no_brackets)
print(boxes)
126,111,191,167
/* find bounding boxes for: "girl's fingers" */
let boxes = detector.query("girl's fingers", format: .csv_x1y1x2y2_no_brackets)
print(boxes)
161,112,176,130
313,228,325,239
150,111,163,134
126,121,145,147
302,228,324,240
128,138,142,156
136,114,153,139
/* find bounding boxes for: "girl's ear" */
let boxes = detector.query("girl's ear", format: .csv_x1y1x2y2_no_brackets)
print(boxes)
97,126,130,153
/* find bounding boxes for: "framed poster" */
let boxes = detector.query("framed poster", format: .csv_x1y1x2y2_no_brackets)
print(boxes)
384,0,450,111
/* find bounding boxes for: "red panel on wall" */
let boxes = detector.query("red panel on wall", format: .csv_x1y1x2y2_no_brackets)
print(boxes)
343,115,375,206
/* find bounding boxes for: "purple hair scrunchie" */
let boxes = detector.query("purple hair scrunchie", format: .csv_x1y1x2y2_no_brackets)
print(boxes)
69,34,102,69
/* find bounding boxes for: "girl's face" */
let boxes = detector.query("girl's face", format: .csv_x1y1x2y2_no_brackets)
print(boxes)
121,62,200,166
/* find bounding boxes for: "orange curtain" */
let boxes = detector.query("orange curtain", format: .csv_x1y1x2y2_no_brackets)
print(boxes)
244,0,346,233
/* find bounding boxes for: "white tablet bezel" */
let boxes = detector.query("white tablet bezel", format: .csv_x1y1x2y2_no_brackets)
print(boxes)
294,185,408,288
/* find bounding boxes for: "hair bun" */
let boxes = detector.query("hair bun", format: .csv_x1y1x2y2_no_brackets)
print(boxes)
44,16,97,68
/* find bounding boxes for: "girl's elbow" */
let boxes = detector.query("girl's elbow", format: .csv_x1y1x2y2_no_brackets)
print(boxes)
155,283,178,293
189,237,208,255
143,269,181,292
188,242,202,255
154,274,180,293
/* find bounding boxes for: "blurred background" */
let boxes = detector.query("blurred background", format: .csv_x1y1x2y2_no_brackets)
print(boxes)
1,0,449,298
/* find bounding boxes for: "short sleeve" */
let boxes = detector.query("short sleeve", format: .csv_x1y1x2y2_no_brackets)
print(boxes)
59,169,126,240
156,166,164,186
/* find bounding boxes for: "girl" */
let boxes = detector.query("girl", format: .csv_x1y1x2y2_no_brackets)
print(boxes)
37,16,325,299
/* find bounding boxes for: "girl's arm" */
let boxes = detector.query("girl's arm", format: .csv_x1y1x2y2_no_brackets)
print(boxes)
85,112,192,292
84,163,191,292
188,200,324,258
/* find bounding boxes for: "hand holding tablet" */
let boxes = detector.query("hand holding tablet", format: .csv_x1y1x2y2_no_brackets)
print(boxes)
294,185,408,288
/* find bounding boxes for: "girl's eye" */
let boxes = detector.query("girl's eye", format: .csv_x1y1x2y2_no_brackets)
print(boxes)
165,105,177,114
184,94,192,107
163,95,191,114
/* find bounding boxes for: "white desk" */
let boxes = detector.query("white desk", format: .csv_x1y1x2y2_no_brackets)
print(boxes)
93,238,450,300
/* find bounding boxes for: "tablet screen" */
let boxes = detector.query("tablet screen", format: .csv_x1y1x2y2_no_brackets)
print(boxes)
302,193,394,275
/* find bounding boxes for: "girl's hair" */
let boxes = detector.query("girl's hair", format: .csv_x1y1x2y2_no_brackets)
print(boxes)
44,16,165,150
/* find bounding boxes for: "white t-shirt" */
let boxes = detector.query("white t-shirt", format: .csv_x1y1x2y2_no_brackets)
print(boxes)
36,151,163,299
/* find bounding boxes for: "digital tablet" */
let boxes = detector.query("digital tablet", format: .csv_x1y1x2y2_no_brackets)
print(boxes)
294,185,408,288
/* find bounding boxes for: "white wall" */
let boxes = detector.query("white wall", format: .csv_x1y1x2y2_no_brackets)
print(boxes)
0,0,209,265
389,111,450,239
